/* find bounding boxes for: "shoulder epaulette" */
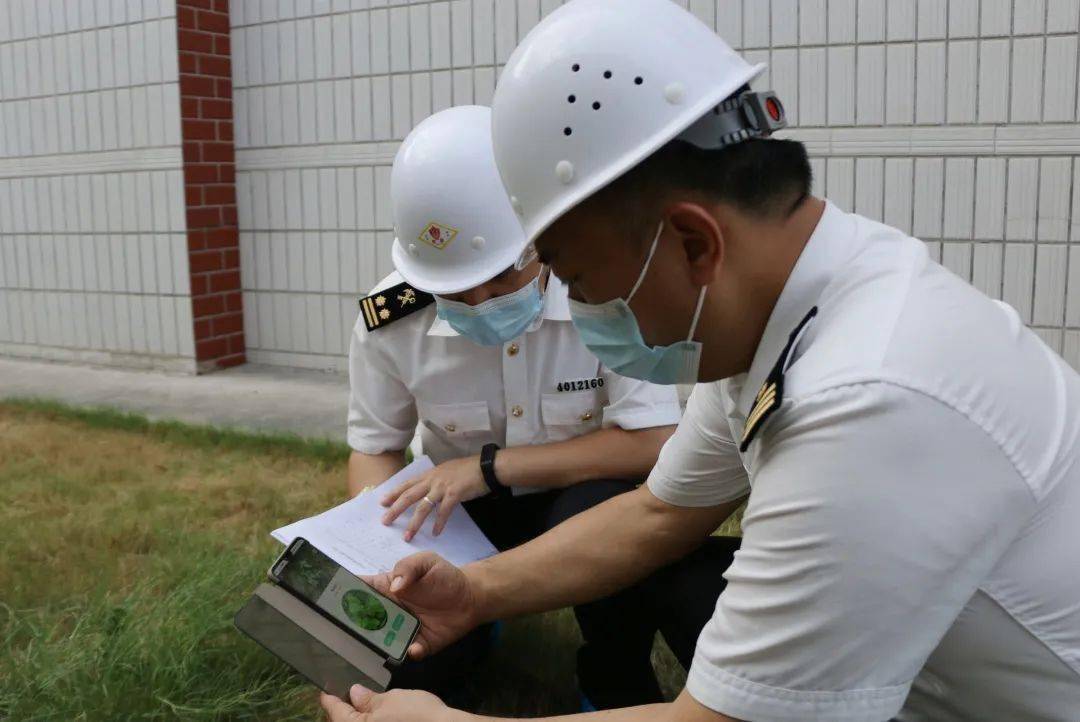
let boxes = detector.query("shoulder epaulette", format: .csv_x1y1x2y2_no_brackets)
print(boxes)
740,306,818,452
358,281,434,332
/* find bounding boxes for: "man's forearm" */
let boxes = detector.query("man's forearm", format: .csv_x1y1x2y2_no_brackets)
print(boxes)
493,425,675,489
462,704,669,722
465,485,742,622
347,449,407,497
452,689,737,722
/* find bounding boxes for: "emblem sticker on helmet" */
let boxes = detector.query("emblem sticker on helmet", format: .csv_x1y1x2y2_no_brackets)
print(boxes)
418,221,459,250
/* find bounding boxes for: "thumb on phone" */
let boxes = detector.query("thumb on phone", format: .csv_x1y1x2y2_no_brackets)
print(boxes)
388,551,442,594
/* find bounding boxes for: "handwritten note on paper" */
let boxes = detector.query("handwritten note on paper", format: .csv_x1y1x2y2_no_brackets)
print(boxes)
271,456,498,576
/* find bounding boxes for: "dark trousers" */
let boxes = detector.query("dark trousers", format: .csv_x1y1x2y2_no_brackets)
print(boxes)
639,535,742,670
466,479,663,709
390,480,741,709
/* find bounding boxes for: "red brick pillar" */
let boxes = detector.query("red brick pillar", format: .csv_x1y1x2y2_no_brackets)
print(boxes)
177,0,244,372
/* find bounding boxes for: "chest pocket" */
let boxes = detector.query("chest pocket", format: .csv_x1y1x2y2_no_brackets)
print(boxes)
541,391,602,441
419,401,493,441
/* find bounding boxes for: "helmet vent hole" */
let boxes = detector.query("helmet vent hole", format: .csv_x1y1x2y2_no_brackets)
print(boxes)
603,70,612,79
572,63,580,72
592,101,601,110
634,76,644,85
568,94,576,103
563,127,572,136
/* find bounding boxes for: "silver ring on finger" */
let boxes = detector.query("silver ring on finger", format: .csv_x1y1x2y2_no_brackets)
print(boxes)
421,495,437,508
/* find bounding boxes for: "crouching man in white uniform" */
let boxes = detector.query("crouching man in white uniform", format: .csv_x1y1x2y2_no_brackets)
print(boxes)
345,105,691,709
326,2,1080,721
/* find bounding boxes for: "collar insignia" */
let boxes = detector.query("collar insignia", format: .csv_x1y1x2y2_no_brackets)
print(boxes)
359,281,434,332
739,306,818,452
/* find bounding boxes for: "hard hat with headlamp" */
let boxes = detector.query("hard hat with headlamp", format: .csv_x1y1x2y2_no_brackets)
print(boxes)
490,0,787,267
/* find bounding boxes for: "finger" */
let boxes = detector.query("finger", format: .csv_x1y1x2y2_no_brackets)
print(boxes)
387,551,443,594
382,482,431,525
364,572,392,595
382,481,431,524
380,476,419,507
404,495,437,542
319,692,360,721
349,684,376,712
431,492,460,537
408,638,430,661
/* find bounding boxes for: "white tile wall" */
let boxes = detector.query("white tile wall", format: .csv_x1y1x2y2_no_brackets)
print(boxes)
0,0,193,371
227,0,1080,372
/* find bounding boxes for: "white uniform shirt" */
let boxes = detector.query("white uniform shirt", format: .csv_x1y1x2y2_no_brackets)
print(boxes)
648,202,1080,721
348,272,682,482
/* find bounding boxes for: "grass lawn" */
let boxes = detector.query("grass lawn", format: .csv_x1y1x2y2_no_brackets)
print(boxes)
0,400,696,721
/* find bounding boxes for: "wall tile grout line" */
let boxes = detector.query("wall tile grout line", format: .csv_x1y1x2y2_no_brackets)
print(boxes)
0,18,179,48
0,79,182,108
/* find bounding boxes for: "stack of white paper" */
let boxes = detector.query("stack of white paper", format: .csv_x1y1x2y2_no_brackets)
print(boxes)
271,456,498,576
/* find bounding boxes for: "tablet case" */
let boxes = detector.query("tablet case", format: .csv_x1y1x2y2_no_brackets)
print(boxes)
234,582,393,697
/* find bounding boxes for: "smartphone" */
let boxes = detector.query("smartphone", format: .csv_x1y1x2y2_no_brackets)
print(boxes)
269,538,420,664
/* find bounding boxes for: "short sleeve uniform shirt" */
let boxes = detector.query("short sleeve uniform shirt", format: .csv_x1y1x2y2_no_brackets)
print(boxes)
649,202,1080,721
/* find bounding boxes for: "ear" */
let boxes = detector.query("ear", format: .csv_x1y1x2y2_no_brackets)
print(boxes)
665,202,724,287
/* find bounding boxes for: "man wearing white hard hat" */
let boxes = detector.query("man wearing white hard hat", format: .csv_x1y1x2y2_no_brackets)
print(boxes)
324,1,1080,721
344,104,694,708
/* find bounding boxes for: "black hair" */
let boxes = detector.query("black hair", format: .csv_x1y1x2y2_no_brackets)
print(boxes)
586,136,813,242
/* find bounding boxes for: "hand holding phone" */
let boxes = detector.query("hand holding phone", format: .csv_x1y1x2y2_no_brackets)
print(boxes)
363,551,482,662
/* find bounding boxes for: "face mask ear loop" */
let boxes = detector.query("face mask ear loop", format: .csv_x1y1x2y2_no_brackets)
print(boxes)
686,285,708,342
626,221,665,303
534,264,549,311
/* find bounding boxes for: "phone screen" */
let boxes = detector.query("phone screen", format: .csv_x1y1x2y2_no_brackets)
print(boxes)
274,540,418,662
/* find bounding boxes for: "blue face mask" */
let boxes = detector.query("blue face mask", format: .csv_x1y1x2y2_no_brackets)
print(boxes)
568,223,707,385
435,273,545,346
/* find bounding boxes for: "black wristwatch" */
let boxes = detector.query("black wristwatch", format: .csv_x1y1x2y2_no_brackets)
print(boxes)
480,443,509,498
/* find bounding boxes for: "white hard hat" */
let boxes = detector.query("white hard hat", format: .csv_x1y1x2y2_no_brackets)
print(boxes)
492,0,772,252
391,105,527,295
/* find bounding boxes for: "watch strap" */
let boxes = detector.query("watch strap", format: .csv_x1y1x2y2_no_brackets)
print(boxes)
480,443,506,497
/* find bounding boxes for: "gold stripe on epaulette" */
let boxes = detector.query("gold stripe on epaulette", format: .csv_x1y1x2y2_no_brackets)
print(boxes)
756,381,773,402
758,382,778,408
743,402,774,441
361,298,372,327
742,382,778,442
362,297,379,328
739,306,818,452
750,382,777,413
743,399,775,438
360,298,371,327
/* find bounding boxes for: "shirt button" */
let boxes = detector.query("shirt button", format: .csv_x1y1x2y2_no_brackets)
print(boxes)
444,423,457,433
580,411,594,422
511,405,524,418
507,343,520,357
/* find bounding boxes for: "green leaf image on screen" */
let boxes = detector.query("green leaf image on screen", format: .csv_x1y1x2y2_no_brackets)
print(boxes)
341,590,388,631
